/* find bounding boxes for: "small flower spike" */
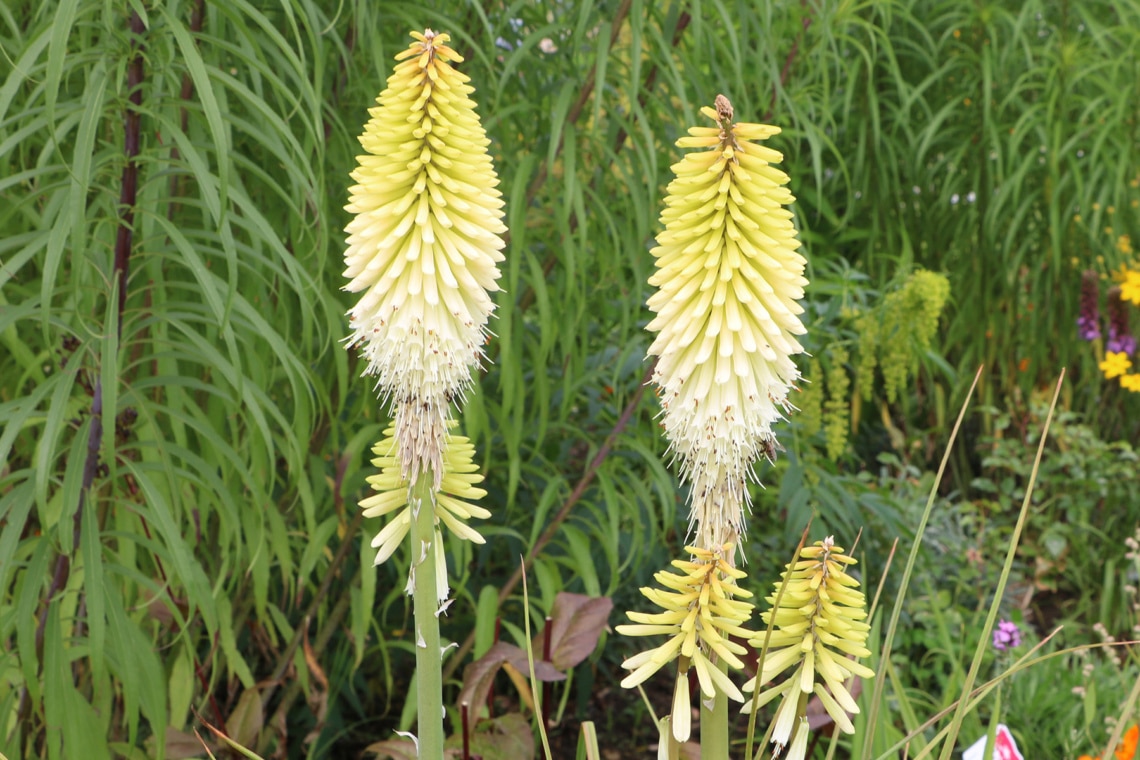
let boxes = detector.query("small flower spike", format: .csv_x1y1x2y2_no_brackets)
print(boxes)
616,543,755,742
343,30,506,483
743,537,874,754
1107,285,1136,356
360,423,489,600
1078,270,1102,341
645,94,808,548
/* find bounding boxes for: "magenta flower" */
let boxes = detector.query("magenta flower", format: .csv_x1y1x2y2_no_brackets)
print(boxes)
992,620,1021,651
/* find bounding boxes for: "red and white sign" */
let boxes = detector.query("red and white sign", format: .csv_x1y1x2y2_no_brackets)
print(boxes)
962,724,1025,760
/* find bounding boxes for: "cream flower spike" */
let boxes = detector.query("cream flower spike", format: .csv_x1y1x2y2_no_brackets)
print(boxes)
646,94,808,547
742,537,874,754
343,30,506,482
360,422,490,601
616,543,755,742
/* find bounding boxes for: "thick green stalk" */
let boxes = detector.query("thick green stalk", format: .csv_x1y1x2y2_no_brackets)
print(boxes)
410,472,443,758
700,658,730,760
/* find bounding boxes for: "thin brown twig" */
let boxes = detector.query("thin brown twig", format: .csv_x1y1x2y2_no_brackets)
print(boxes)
260,567,360,756
443,360,655,683
514,5,690,316
16,8,147,740
259,507,365,713
761,1,814,123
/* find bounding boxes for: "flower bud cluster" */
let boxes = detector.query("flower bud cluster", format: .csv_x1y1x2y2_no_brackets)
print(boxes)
743,537,873,758
616,544,755,741
361,424,488,601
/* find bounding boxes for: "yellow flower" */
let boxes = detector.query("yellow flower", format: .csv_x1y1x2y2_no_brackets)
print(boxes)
1101,351,1133,379
617,543,755,742
1121,268,1140,305
743,537,874,753
1118,235,1133,255
645,95,807,547
1121,373,1140,393
343,30,506,480
360,423,489,600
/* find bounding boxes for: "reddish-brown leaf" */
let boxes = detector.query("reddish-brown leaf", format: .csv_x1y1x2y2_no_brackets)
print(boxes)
458,640,565,718
531,593,613,671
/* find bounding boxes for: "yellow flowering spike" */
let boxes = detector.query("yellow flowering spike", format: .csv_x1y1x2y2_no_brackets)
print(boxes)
743,537,874,753
360,422,489,600
344,30,506,482
616,543,754,742
645,94,808,547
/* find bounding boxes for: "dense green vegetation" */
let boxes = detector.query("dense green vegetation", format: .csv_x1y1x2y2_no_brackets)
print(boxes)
1,1,1138,758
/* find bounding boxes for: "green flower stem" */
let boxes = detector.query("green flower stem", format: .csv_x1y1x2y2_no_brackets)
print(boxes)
411,472,444,758
700,658,730,760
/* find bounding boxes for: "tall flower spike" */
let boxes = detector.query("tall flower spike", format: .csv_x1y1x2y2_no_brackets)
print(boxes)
1107,285,1136,356
343,30,506,482
360,422,489,601
742,538,874,756
1077,270,1102,341
646,94,808,548
616,543,755,742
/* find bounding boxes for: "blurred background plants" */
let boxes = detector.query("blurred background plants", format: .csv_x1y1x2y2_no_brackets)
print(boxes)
1,0,1138,757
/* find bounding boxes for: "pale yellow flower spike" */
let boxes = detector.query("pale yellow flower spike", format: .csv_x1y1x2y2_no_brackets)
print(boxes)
343,30,506,483
616,543,755,742
360,422,490,601
742,537,874,755
646,94,808,549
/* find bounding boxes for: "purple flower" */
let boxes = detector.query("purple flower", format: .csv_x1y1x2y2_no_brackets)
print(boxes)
1077,270,1102,341
992,620,1021,651
1107,286,1136,356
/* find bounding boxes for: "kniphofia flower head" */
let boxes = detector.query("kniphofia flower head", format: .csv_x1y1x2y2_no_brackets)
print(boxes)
743,537,874,753
343,30,506,481
645,95,808,548
616,543,755,742
361,422,489,601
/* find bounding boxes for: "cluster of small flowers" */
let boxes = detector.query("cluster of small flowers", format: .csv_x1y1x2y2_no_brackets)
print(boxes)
1079,267,1140,392
992,619,1021,651
1091,622,1123,669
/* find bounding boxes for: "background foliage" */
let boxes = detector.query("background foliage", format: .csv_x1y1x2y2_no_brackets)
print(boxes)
1,0,1137,757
